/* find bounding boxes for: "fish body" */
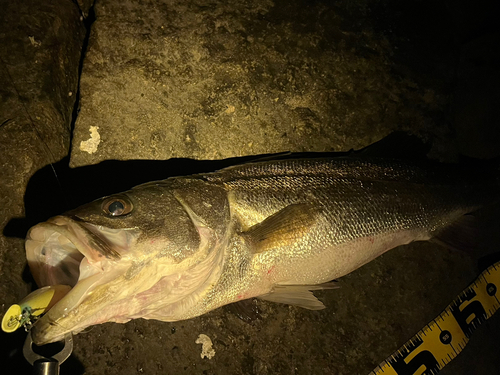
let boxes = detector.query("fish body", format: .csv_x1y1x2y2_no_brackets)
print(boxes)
26,157,497,344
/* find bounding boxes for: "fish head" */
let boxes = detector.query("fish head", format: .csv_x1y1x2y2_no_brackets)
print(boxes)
26,181,225,345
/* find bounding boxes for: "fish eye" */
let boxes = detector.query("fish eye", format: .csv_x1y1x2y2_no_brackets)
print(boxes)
102,196,133,217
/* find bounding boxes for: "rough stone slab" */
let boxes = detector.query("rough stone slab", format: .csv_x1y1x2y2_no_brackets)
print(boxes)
70,0,449,167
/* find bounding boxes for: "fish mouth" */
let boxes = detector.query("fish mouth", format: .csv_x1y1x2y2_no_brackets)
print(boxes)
25,216,140,345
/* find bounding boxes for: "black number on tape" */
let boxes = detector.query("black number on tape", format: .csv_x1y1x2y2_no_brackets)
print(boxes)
450,288,487,338
388,336,439,375
439,330,452,345
486,283,496,296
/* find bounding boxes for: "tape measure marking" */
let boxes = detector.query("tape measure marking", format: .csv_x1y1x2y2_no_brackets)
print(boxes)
370,260,500,375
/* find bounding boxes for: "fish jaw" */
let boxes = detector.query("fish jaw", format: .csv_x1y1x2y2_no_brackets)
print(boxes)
25,216,142,345
29,244,224,345
26,215,223,345
30,263,130,344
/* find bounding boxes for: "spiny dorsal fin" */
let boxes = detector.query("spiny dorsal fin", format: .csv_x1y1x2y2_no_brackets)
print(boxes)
258,282,338,310
241,203,321,254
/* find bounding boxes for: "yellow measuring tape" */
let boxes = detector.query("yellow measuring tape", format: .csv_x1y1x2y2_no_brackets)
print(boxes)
370,261,500,375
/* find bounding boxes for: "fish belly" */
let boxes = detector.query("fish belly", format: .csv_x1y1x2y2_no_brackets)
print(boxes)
254,229,431,286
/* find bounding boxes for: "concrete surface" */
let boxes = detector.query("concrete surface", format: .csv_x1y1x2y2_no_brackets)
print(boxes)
1,0,500,374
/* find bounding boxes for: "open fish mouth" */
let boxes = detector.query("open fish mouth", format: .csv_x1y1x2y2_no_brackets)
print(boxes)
25,216,140,344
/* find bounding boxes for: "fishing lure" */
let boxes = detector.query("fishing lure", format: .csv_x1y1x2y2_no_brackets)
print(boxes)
2,285,70,333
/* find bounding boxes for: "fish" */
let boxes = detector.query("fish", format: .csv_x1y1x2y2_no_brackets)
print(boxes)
25,156,498,345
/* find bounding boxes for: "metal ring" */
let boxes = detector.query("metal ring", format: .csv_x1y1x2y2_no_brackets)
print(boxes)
23,331,73,366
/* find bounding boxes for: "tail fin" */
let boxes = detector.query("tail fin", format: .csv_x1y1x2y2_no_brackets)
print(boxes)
431,215,478,254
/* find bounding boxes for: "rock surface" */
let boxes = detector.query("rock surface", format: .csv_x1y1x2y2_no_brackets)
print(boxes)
70,0,456,167
0,0,85,370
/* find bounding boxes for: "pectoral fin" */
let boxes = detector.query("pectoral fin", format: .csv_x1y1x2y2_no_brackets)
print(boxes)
258,283,338,310
242,203,321,254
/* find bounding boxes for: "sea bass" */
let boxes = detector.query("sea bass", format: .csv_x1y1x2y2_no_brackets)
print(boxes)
25,157,497,344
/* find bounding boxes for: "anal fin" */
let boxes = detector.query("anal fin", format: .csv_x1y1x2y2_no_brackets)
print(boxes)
258,282,338,310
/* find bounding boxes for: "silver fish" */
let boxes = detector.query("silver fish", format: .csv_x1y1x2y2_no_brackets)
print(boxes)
25,157,497,344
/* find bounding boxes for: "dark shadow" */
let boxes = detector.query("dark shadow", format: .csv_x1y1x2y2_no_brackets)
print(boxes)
0,330,85,375
68,5,96,148
4,154,287,239
0,330,32,375
3,131,432,240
